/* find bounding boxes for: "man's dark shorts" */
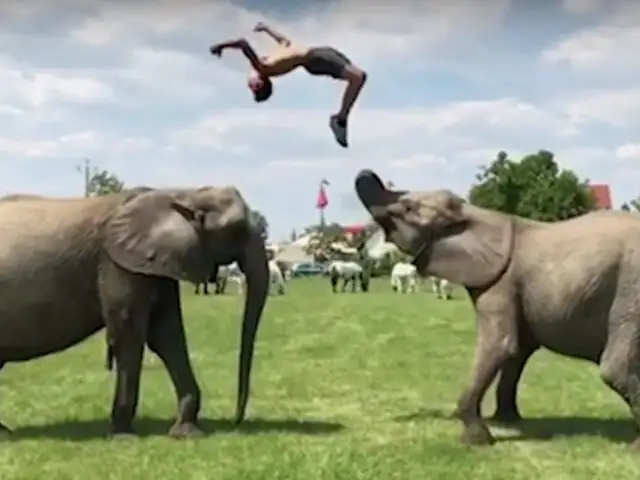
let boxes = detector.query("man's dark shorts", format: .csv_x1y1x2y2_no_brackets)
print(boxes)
302,47,352,79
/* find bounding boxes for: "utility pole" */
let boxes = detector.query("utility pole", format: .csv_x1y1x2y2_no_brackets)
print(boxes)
75,158,91,197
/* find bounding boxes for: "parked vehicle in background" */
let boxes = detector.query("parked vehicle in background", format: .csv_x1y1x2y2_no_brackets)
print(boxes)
290,262,327,278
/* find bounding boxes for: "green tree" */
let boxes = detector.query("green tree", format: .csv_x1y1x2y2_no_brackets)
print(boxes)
88,169,125,197
469,150,596,221
302,222,347,262
249,210,269,240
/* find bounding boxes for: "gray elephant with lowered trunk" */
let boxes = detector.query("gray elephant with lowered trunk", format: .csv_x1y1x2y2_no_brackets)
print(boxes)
0,185,269,438
355,169,640,449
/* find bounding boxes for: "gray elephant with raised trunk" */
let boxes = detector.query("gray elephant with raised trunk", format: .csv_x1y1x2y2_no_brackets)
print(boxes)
355,169,640,449
0,185,269,438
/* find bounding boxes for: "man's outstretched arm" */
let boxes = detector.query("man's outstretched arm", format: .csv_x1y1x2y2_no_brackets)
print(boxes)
210,38,267,74
253,22,291,46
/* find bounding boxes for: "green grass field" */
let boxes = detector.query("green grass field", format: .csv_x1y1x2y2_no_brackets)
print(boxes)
1,278,638,479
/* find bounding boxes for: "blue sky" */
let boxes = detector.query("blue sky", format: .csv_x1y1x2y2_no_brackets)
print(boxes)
1,0,639,239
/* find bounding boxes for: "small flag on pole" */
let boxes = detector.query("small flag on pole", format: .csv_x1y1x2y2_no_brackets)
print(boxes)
316,178,329,210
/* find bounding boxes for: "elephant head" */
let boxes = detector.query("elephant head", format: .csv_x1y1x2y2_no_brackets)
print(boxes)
355,170,514,288
104,186,269,423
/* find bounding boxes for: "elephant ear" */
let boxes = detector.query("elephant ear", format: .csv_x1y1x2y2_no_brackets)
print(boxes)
426,203,514,288
104,190,204,281
355,169,406,222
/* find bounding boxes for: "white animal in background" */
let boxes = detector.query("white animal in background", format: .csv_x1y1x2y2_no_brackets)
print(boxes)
328,260,368,293
390,262,418,293
233,260,286,296
431,276,453,299
217,262,245,295
268,260,286,295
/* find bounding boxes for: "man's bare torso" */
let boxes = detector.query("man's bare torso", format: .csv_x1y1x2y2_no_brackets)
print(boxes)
260,44,309,77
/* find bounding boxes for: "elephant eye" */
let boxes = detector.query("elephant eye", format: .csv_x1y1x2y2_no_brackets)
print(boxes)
405,202,418,214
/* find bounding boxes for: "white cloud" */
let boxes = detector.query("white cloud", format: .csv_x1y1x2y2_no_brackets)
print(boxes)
69,0,235,46
0,56,114,107
0,129,158,161
560,0,605,15
558,88,640,126
389,154,449,169
172,97,576,157
616,143,640,161
277,0,512,63
541,25,640,71
543,1,640,74
69,0,512,63
111,47,241,101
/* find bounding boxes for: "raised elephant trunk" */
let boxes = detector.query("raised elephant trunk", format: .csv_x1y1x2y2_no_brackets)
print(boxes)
234,233,269,423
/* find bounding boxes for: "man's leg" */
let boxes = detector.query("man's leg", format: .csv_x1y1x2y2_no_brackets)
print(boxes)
330,65,367,148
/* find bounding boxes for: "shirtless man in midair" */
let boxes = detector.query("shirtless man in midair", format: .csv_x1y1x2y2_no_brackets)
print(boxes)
210,22,367,148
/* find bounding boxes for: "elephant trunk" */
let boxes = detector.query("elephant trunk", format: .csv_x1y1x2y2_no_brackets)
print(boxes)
234,233,269,424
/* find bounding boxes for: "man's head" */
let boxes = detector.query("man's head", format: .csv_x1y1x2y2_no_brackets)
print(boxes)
248,71,272,102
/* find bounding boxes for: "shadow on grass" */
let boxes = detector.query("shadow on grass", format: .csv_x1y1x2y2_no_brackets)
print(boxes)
393,407,636,444
9,416,345,441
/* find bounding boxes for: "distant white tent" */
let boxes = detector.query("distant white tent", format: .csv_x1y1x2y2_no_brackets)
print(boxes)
274,243,314,264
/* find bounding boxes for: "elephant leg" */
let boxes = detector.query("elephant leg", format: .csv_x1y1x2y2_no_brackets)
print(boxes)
203,282,209,295
0,363,11,435
490,341,539,424
100,263,154,437
109,328,146,436
194,283,200,295
146,281,202,438
599,324,640,448
341,278,347,292
456,311,517,446
351,276,357,293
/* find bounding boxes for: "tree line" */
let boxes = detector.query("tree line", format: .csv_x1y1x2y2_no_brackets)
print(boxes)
469,149,638,217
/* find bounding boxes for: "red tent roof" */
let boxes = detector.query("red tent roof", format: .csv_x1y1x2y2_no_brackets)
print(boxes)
590,184,612,210
343,224,365,234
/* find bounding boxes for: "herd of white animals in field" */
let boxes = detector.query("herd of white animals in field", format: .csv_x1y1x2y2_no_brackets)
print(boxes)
389,262,452,298
197,258,453,299
195,221,456,299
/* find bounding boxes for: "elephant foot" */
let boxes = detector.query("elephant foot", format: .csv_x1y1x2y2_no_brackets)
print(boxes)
107,425,138,439
460,423,495,446
109,432,139,441
488,408,522,425
168,421,204,439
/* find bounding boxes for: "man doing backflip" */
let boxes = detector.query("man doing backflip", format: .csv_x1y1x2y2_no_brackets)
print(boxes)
210,22,367,148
